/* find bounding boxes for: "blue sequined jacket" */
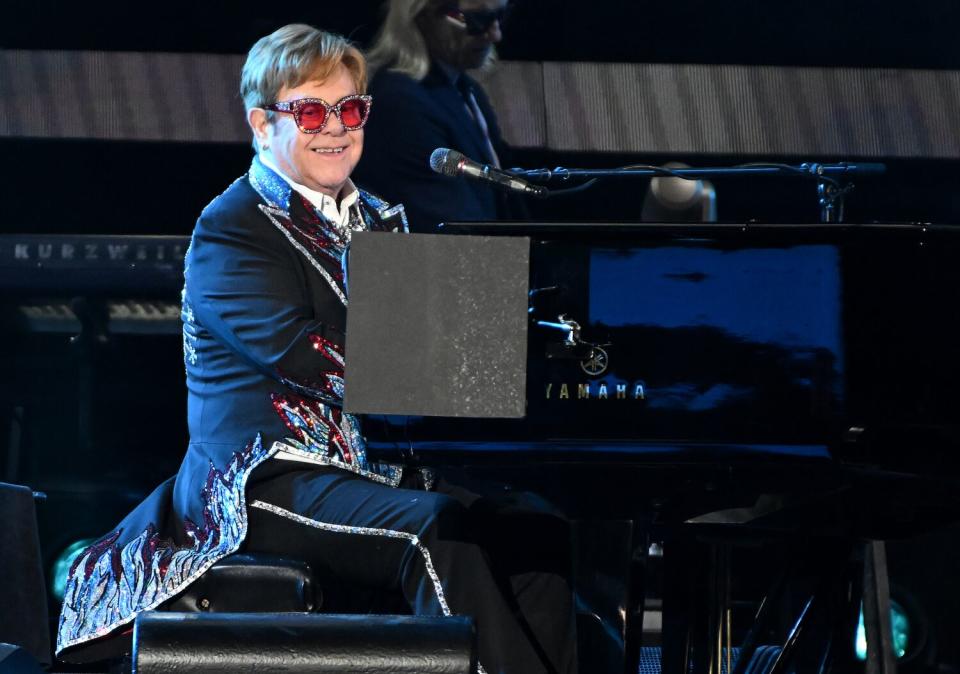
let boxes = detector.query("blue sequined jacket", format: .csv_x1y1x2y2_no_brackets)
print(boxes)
56,157,407,658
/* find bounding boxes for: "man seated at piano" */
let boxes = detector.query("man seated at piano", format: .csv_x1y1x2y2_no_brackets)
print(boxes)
354,0,527,232
55,23,576,674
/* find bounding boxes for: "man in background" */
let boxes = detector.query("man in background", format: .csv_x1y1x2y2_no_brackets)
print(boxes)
355,0,524,232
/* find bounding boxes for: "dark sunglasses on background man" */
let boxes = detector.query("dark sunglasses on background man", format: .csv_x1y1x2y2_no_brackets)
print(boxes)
264,94,372,133
442,2,514,36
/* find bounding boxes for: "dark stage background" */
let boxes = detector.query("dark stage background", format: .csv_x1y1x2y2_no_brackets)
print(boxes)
4,0,960,234
2,1,960,669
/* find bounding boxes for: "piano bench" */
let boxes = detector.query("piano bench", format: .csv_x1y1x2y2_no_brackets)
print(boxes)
132,612,478,673
134,554,476,672
163,552,318,614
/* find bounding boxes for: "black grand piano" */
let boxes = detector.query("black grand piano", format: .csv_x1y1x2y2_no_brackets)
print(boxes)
343,222,960,674
3,224,960,673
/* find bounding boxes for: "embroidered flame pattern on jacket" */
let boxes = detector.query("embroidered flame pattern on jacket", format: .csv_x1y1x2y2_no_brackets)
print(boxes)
57,436,271,653
272,334,402,487
273,393,360,465
275,334,345,404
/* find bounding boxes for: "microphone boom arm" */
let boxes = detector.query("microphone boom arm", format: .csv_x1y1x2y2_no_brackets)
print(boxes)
505,161,886,223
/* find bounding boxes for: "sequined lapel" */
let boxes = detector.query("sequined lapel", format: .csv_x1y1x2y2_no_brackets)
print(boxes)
359,189,409,233
247,158,409,303
248,157,364,305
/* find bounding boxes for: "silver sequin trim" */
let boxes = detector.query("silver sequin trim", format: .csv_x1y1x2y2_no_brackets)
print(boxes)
247,500,487,674
248,158,290,213
257,204,348,306
181,297,199,367
420,467,437,491
357,190,409,234
271,440,402,487
379,204,410,233
57,435,276,654
248,499,450,615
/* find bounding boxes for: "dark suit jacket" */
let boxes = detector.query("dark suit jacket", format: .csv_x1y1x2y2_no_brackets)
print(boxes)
57,158,406,660
355,63,524,233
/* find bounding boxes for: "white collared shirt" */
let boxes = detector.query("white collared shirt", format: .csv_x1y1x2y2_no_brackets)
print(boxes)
259,153,360,228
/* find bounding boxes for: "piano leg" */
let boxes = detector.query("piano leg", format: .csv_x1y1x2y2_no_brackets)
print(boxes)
623,519,649,674
660,536,697,674
824,552,862,674
730,563,793,674
571,519,639,674
862,541,897,674
660,536,738,674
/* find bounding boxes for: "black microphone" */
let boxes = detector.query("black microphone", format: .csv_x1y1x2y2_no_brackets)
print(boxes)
429,148,548,198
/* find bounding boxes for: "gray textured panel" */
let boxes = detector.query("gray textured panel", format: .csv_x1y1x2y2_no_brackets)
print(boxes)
0,50,247,142
474,60,546,149
540,61,960,158
344,232,529,418
4,50,960,158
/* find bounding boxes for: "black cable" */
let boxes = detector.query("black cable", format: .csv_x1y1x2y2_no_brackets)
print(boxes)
542,178,599,197
540,164,679,198
617,164,691,178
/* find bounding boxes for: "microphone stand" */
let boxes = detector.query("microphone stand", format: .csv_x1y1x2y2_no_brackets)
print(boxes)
508,162,885,224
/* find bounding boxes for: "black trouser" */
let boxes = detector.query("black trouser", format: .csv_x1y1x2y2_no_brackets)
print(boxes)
244,462,577,674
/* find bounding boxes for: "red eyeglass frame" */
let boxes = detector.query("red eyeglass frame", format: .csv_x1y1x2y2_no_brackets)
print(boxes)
264,94,373,133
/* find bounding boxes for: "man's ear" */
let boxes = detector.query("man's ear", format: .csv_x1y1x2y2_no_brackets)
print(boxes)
247,107,270,147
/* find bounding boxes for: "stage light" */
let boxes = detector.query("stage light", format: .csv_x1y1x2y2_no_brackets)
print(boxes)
855,599,909,661
50,538,97,601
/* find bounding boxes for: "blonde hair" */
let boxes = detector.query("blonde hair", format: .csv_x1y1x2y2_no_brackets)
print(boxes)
241,23,367,112
366,0,438,81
